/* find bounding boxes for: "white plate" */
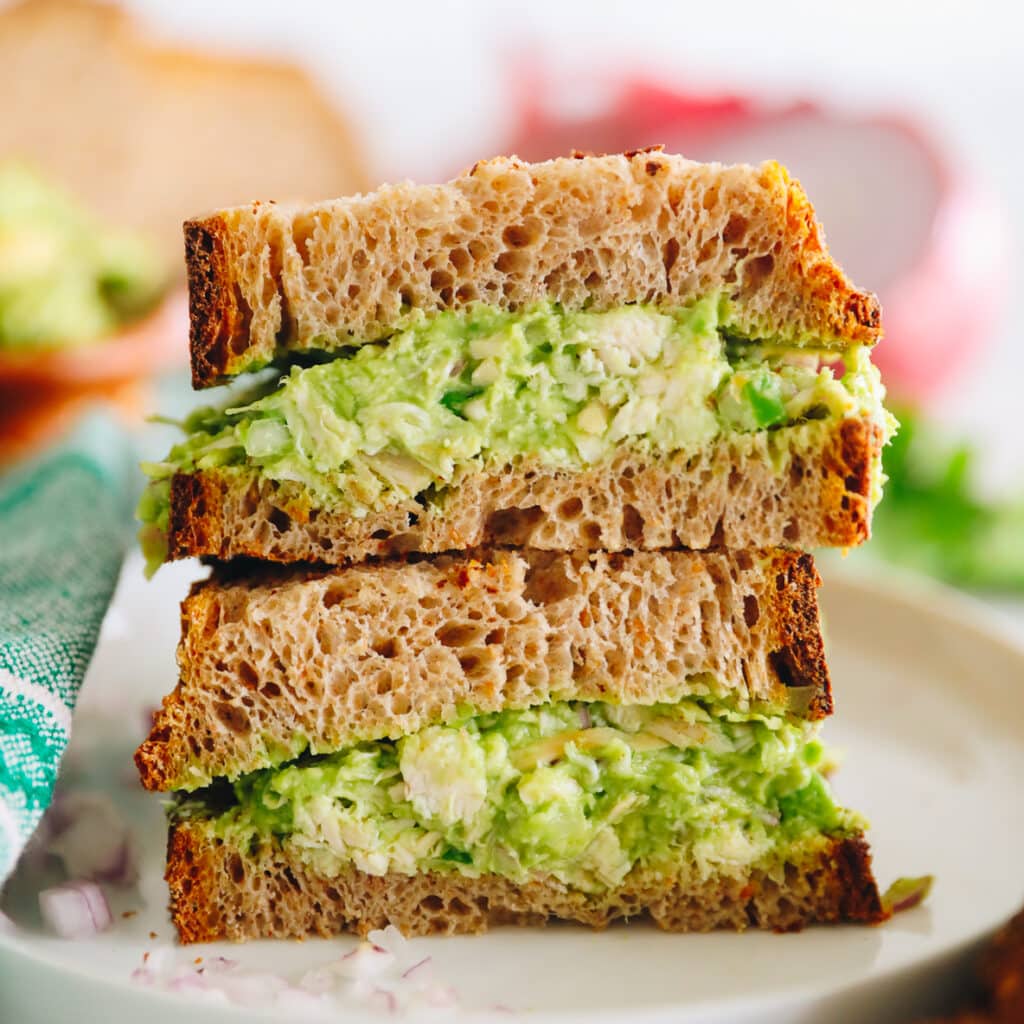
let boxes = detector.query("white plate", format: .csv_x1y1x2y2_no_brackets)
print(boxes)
2,555,1023,1024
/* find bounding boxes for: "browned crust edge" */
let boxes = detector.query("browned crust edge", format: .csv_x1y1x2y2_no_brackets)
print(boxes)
782,166,881,344
830,416,882,543
165,822,887,943
168,468,224,560
184,215,247,389
768,552,833,719
164,416,883,568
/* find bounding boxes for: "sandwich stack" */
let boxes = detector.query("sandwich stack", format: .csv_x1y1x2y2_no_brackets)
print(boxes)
136,150,895,941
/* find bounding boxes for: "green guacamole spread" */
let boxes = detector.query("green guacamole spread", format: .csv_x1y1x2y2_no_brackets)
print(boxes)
179,699,860,892
138,295,890,573
0,164,165,350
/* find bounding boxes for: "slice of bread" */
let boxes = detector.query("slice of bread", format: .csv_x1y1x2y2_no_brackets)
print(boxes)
185,150,881,386
166,818,886,941
164,416,882,568
136,548,830,792
0,0,369,272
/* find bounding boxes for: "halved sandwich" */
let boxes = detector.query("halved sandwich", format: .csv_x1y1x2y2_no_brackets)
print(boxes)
137,548,886,939
138,150,893,573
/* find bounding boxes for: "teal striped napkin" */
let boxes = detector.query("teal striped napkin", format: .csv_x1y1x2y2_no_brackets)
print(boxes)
0,415,135,884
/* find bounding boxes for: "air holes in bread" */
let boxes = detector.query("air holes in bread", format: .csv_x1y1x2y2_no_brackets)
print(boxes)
437,622,483,647
214,701,250,734
485,506,544,545
622,504,645,544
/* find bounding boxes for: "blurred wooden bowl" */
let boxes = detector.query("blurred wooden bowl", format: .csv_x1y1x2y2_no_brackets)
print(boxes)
0,376,150,467
0,288,187,390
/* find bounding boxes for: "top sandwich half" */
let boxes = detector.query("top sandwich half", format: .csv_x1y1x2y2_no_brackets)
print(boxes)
186,149,879,384
140,150,893,571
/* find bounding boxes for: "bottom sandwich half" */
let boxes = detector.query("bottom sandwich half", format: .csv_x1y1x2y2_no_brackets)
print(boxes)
162,692,887,942
167,820,884,941
143,548,886,941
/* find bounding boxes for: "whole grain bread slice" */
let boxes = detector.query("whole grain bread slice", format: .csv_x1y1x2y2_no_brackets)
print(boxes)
185,149,880,386
163,416,882,568
0,0,369,272
166,818,886,941
136,547,830,792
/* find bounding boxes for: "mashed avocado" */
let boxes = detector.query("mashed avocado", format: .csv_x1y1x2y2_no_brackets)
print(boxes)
139,295,890,571
0,164,165,350
182,699,861,892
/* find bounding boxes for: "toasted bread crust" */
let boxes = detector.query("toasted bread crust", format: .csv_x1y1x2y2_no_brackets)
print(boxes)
165,820,886,942
185,217,245,389
184,151,880,386
135,547,831,792
772,551,832,719
164,417,882,569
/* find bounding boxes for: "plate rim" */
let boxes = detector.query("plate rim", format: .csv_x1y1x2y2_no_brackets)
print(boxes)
2,565,1023,1023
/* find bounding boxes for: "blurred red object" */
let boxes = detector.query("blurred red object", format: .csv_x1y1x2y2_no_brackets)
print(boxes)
500,67,1007,406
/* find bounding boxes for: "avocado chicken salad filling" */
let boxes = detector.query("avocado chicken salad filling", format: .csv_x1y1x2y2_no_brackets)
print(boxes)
138,293,891,572
175,698,862,893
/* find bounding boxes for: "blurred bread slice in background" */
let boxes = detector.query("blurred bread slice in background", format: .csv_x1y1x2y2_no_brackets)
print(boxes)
0,0,370,271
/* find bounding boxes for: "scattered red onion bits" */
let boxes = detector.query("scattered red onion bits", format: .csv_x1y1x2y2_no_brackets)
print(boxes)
29,787,143,940
126,926,509,1016
42,790,138,886
401,956,432,980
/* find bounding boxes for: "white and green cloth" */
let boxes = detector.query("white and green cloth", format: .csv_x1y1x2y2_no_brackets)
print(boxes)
0,416,135,884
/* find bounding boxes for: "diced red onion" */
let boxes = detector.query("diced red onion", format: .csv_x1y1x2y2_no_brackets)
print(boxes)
45,792,137,886
367,923,407,954
124,934,469,1016
215,971,289,1007
335,942,394,979
400,956,432,980
39,881,112,938
371,987,398,1014
422,984,460,1008
578,705,593,729
169,973,215,993
298,964,337,995
883,875,934,914
130,967,155,986
145,946,175,974
163,972,232,1006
